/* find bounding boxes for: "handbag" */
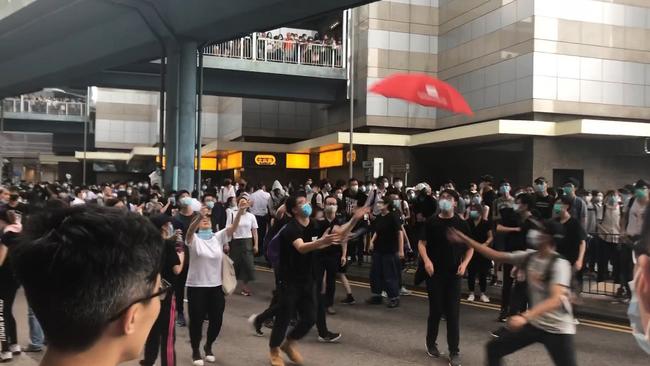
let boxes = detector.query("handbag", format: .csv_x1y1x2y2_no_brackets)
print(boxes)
221,254,237,296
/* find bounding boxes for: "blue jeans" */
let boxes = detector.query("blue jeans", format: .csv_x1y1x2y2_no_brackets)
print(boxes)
28,307,44,348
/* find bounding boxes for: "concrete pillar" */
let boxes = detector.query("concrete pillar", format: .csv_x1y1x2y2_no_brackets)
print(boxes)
163,41,197,192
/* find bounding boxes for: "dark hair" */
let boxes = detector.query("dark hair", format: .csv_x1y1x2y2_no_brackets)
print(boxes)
516,193,535,210
202,192,215,202
176,190,190,201
556,195,573,209
285,191,307,214
12,205,163,352
440,189,459,202
104,198,122,207
348,178,358,185
641,206,650,254
539,219,565,248
324,195,338,204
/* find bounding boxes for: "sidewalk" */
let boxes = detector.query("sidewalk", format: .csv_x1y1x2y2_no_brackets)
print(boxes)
340,261,630,324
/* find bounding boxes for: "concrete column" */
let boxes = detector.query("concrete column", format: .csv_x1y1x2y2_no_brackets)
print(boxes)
163,41,197,192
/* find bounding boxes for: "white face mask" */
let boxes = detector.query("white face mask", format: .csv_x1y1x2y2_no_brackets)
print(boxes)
394,182,403,189
526,229,544,249
383,182,389,189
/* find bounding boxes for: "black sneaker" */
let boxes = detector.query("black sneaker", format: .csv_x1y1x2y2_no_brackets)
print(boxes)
176,312,187,327
490,327,508,338
365,296,383,305
263,319,274,329
497,314,507,323
426,343,440,358
318,331,342,343
449,353,462,366
387,298,400,308
341,294,356,305
248,314,264,337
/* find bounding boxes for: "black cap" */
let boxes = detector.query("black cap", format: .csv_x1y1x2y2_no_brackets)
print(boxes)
634,179,649,189
149,215,172,229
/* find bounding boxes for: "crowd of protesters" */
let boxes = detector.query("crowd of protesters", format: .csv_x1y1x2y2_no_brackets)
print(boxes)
0,173,648,366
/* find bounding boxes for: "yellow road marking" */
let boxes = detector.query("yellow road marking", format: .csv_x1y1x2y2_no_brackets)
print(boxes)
254,266,631,334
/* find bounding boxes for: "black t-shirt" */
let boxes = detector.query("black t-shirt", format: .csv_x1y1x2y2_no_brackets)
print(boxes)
278,218,322,285
210,203,227,232
482,190,497,216
342,189,367,218
419,214,471,275
534,194,554,219
315,216,346,257
558,217,586,264
372,211,402,254
468,219,490,244
506,215,537,252
0,202,28,223
172,212,197,237
0,231,20,286
414,195,436,219
161,239,181,285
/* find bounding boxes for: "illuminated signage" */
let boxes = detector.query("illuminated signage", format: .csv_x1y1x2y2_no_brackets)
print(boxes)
286,153,310,169
254,154,277,166
319,150,343,168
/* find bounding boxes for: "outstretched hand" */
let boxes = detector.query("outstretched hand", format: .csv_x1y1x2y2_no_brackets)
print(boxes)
446,228,465,245
353,206,371,220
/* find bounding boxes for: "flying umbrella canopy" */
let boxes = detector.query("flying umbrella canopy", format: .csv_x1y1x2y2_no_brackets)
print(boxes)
369,73,474,116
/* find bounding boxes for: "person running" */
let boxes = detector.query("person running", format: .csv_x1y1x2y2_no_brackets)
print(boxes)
141,215,185,366
448,219,578,366
185,200,247,366
366,197,404,308
418,189,473,366
225,195,259,296
12,205,166,366
466,203,493,303
268,192,366,366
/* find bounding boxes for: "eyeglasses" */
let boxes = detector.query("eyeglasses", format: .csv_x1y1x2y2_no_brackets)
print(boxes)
108,278,172,322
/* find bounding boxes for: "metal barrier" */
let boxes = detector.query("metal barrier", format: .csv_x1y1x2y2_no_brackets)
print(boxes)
2,98,85,117
204,35,343,68
580,233,630,298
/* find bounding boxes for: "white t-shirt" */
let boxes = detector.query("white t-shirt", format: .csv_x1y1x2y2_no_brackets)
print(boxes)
225,209,258,239
626,199,647,237
186,229,230,287
219,186,236,203
249,189,271,216
71,197,85,206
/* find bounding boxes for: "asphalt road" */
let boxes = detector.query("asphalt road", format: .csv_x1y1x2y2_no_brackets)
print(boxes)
8,268,649,366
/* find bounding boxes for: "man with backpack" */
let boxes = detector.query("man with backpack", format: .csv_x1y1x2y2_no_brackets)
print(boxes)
448,219,577,366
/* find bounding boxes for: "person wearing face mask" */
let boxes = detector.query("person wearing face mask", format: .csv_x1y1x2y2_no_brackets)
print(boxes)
417,190,473,366
554,196,587,294
479,175,497,218
368,177,390,218
225,196,259,296
628,207,650,354
468,191,490,221
448,219,577,366
619,180,649,301
172,190,198,327
313,196,346,340
268,192,365,366
492,179,514,223
597,191,621,284
393,178,404,194
70,187,87,206
203,192,226,232
366,197,404,308
311,180,330,211
342,178,368,267
0,211,23,362
533,177,554,219
581,190,599,274
218,179,236,204
141,215,185,366
465,203,493,303
560,178,588,231
185,201,248,366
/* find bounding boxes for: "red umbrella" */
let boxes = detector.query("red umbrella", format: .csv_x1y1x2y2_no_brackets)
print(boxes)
369,73,473,116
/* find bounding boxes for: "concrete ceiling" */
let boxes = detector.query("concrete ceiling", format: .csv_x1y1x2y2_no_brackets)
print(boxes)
0,0,375,97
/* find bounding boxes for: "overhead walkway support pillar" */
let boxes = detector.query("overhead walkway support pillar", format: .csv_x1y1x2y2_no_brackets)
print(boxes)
163,40,197,192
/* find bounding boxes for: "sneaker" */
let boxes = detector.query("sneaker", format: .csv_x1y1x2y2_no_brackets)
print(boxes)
365,296,383,305
318,331,342,343
192,360,204,366
269,348,285,366
240,290,252,296
400,287,412,296
263,319,274,329
23,344,43,353
8,345,20,355
0,352,12,363
381,291,387,298
497,315,507,323
466,293,475,302
280,341,304,364
426,343,440,358
449,353,462,366
176,313,187,327
192,350,203,366
248,314,264,337
479,294,490,303
490,327,508,338
387,298,400,308
340,294,356,305
327,307,336,315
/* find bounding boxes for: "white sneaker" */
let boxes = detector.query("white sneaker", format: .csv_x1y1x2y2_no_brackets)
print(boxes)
480,294,490,303
205,355,216,363
400,287,412,296
466,294,475,302
192,360,204,366
381,291,387,298
9,344,21,355
0,352,12,362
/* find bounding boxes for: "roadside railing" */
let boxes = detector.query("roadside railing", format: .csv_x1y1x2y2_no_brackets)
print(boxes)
2,98,85,117
203,35,343,68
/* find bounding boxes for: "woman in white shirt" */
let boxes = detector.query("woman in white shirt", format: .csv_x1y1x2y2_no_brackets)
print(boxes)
226,195,259,296
185,200,247,366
